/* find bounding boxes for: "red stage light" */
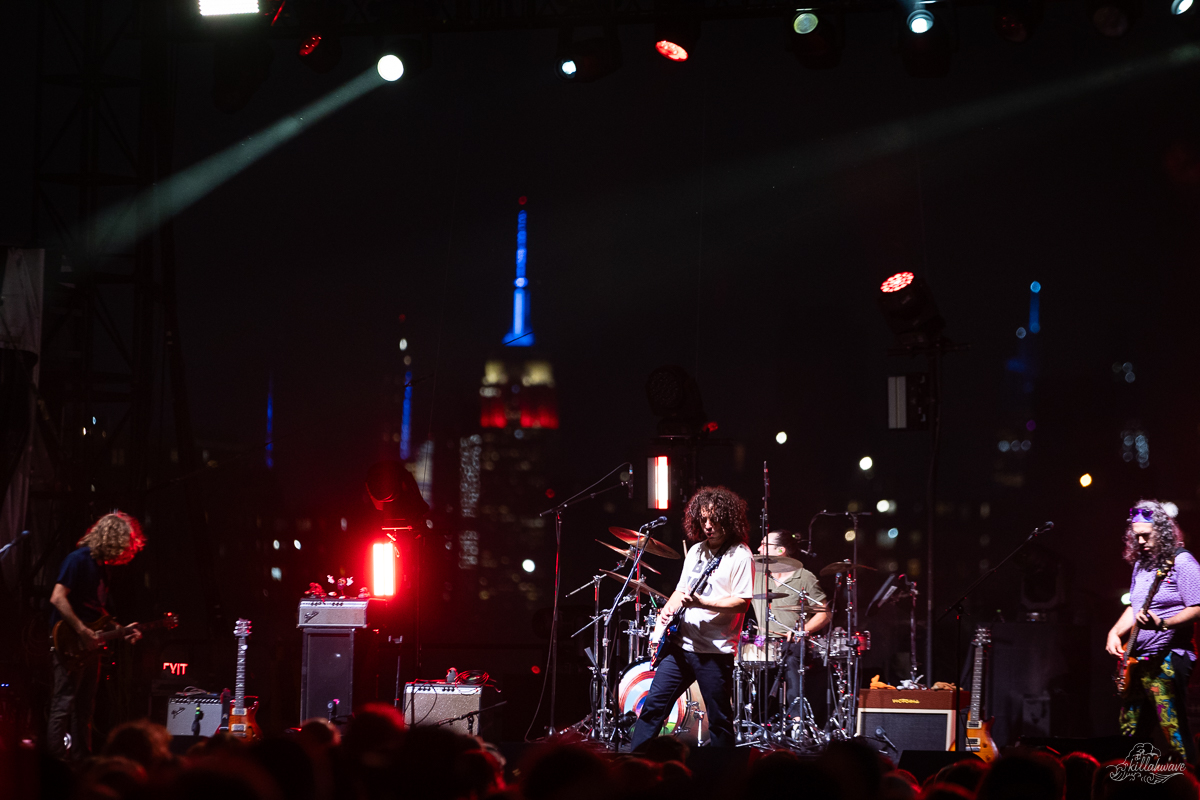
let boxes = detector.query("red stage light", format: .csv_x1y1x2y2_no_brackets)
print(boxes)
648,456,670,510
531,665,541,674
519,196,528,205
372,541,396,597
545,489,555,498
299,35,322,56
880,272,915,293
655,41,689,61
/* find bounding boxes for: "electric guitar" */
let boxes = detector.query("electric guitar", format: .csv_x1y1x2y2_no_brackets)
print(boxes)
52,612,178,670
225,618,262,739
650,544,729,668
1115,557,1174,697
951,625,998,762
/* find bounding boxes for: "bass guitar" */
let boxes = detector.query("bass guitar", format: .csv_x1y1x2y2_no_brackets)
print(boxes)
650,544,729,668
226,618,262,739
951,625,998,763
52,612,178,670
1115,556,1174,697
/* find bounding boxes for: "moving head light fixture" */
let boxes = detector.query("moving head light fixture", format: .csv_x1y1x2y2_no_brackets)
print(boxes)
654,17,702,61
787,8,844,68
556,25,622,82
898,2,956,77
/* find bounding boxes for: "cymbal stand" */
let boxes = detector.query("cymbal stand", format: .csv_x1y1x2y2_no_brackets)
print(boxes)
566,573,606,738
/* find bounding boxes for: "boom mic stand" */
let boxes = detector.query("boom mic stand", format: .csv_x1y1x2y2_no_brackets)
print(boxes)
937,520,1054,753
535,462,632,738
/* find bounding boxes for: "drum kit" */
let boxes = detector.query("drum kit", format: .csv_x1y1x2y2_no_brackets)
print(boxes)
568,516,876,752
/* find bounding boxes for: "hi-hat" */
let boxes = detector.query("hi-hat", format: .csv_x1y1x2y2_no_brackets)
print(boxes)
599,569,669,601
608,527,681,560
751,591,789,601
819,560,878,578
595,540,662,574
751,554,802,573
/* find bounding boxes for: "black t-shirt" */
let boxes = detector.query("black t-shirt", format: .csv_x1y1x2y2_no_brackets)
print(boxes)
49,546,110,630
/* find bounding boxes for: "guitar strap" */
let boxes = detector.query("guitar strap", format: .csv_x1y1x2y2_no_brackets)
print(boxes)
688,542,732,599
1130,547,1184,659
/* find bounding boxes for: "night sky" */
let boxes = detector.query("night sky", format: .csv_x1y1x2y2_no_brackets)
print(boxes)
4,0,1200,737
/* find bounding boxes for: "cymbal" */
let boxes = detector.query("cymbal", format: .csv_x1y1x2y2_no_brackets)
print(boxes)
751,591,789,601
594,540,662,574
751,554,802,573
608,527,681,560
599,569,668,602
819,560,878,578
774,602,830,614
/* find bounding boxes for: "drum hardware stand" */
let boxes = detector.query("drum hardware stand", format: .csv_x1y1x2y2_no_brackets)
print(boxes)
536,462,633,739
567,517,666,747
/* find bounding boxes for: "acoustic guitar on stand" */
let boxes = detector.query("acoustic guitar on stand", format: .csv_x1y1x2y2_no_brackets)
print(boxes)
951,625,998,763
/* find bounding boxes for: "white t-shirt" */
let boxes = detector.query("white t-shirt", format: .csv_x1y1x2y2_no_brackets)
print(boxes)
674,540,755,654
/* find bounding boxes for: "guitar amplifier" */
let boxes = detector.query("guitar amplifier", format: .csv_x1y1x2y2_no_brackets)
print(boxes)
856,689,968,755
165,694,224,737
402,682,498,737
297,599,387,629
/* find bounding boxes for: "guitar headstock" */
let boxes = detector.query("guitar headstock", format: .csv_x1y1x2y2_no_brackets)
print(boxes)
234,618,252,638
972,626,992,647
164,612,179,631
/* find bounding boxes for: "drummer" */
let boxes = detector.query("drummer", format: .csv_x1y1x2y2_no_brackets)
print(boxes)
755,530,832,722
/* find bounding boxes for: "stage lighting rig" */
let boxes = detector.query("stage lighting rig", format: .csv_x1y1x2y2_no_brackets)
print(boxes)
654,17,701,62
787,8,844,68
377,37,431,81
295,0,345,73
199,0,260,15
898,3,956,77
556,26,622,82
877,271,945,346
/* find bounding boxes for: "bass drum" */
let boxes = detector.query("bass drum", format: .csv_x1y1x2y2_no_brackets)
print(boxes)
617,659,708,745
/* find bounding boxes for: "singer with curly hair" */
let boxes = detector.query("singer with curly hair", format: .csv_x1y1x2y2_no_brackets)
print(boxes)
631,486,755,749
47,511,147,763
1106,500,1200,761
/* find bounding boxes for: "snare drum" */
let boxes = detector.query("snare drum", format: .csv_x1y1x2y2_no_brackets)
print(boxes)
617,659,709,744
816,629,871,660
738,634,785,664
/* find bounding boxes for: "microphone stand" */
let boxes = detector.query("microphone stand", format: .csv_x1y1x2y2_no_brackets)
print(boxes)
937,521,1054,754
535,463,631,738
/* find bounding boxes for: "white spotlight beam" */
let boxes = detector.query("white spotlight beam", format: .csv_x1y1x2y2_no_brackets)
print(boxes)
94,67,387,254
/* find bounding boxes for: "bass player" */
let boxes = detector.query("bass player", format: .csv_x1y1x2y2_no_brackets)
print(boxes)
630,486,754,749
1106,500,1200,761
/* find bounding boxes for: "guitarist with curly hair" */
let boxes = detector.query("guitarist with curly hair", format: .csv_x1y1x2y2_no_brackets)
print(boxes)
631,486,755,749
47,511,146,763
1106,500,1200,762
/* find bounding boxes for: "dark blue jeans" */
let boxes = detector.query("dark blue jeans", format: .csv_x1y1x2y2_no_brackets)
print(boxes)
630,646,736,749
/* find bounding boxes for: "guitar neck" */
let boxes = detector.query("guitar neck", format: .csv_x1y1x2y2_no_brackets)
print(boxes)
234,635,248,710
968,636,985,728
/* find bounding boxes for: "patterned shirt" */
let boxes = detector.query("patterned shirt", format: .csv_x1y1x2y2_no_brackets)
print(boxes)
1130,550,1200,660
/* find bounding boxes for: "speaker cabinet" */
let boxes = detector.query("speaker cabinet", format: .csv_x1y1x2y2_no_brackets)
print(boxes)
300,628,379,722
856,689,967,757
402,682,498,738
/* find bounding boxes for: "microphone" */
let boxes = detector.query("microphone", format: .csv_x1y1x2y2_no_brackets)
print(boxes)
875,726,898,752
1034,521,1054,535
645,516,668,529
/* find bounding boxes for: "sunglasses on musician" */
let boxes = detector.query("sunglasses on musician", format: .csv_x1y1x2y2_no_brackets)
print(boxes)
1129,508,1155,523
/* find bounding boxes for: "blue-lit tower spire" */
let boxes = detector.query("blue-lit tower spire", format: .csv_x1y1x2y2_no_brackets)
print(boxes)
504,202,533,347
265,374,274,469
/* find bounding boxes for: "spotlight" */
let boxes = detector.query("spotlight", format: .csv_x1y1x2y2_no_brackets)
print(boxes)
654,17,701,62
372,541,397,597
645,365,708,436
1088,0,1140,36
648,456,670,510
199,0,259,15
1172,0,1193,14
877,271,945,345
378,54,404,81
787,9,844,68
993,0,1043,41
556,26,621,82
908,9,934,31
899,4,955,77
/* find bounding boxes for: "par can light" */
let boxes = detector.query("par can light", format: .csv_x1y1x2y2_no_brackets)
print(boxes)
377,54,404,81
793,11,820,33
908,9,935,32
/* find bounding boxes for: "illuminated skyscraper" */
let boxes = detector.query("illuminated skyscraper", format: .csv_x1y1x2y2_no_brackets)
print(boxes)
457,198,559,628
